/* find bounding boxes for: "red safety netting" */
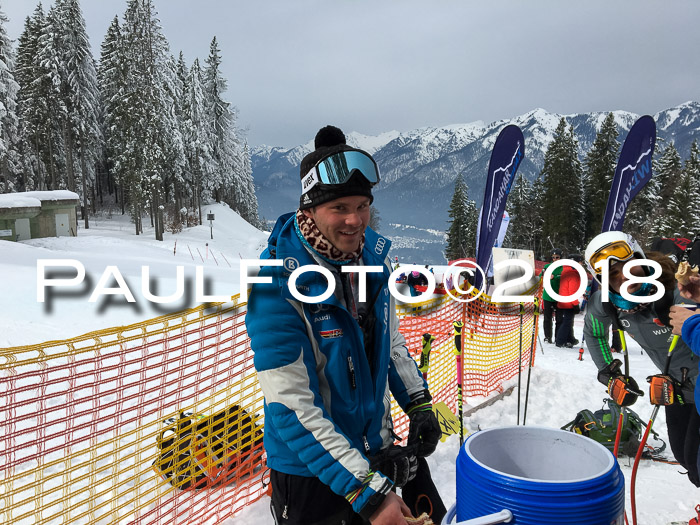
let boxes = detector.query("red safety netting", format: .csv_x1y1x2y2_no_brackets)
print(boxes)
1,286,540,523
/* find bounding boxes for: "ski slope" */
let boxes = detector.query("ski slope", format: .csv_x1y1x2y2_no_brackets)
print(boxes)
0,203,697,524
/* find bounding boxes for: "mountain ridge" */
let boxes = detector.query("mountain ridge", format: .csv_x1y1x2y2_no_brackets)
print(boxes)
251,102,700,262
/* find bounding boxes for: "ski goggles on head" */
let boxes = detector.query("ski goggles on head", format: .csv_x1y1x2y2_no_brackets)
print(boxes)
301,149,380,195
588,241,635,274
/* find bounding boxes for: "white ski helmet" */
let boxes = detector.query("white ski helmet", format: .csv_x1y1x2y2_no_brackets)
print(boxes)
585,231,645,283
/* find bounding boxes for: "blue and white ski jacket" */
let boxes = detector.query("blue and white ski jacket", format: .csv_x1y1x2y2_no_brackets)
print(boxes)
245,212,427,516
681,313,700,407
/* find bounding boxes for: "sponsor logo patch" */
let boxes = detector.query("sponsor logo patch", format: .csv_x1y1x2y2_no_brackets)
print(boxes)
320,328,343,339
284,257,299,272
301,169,318,194
374,238,386,255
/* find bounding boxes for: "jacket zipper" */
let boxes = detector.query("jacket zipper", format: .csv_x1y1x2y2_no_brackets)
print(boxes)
347,355,356,389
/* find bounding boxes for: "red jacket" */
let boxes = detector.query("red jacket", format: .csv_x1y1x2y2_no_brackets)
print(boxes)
557,265,581,309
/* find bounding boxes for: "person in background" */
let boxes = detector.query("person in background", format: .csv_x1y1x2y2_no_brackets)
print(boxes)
555,254,582,348
540,248,563,344
246,125,444,525
406,268,429,297
583,231,700,488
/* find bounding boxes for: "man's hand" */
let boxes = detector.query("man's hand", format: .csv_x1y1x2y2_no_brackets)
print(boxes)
670,304,699,336
407,403,441,457
369,491,412,524
678,274,700,302
369,445,418,488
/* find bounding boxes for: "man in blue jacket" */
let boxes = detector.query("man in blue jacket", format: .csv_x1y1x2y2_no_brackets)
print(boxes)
246,126,442,525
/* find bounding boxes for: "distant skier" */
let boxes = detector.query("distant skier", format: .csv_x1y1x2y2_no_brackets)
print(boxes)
540,248,563,344
554,254,582,348
406,268,429,297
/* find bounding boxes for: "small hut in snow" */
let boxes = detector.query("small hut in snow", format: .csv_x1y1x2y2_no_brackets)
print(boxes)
0,190,80,241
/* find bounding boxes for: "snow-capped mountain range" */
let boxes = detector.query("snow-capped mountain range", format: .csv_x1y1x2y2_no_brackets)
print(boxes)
251,102,700,263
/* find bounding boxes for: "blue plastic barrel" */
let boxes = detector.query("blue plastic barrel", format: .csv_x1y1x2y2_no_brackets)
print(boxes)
456,426,625,524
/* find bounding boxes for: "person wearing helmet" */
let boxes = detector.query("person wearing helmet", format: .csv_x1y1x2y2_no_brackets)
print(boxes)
583,231,700,487
246,126,444,524
539,248,564,344
406,267,429,297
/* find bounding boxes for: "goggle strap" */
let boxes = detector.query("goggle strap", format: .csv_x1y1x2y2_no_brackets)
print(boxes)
301,167,320,195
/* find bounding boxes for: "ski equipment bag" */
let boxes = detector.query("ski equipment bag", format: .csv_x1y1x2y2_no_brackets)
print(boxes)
561,399,665,458
153,405,264,490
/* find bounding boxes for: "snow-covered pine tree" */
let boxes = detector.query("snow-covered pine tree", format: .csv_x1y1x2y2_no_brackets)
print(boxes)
30,4,67,190
541,118,585,253
39,1,79,193
506,172,547,256
665,155,700,238
203,36,234,204
235,141,262,228
98,15,127,211
648,142,683,239
683,140,700,236
445,173,477,260
15,7,44,190
504,172,530,250
170,51,191,212
158,53,186,231
203,37,261,228
182,57,213,226
584,112,619,237
529,173,546,258
625,165,660,248
0,4,20,193
120,0,184,238
54,0,102,228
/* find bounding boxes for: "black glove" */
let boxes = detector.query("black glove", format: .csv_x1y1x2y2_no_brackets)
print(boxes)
597,359,643,407
572,304,581,314
369,444,418,488
407,398,441,457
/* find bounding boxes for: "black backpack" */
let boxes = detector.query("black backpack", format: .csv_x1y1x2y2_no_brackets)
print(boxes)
562,399,666,458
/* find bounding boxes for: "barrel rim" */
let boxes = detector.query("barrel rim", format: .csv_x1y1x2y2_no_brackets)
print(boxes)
462,425,616,484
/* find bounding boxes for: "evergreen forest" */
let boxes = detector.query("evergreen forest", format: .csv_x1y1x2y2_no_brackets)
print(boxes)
0,0,261,240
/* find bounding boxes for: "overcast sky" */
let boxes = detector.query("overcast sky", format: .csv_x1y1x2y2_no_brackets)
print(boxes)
3,0,700,148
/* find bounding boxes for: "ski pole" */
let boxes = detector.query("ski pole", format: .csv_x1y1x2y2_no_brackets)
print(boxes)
523,299,540,425
517,303,524,425
612,329,629,458
630,334,680,525
419,333,435,381
453,320,464,446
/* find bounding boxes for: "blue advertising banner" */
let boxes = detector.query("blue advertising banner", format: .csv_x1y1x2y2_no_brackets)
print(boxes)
474,125,525,290
602,115,656,232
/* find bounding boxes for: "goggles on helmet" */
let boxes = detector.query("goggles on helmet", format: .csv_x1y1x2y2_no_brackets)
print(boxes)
301,149,380,195
588,240,635,274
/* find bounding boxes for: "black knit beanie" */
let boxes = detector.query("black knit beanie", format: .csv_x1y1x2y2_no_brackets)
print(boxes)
299,125,375,210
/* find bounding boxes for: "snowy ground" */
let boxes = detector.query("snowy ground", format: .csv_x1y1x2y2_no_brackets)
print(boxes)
1,204,698,524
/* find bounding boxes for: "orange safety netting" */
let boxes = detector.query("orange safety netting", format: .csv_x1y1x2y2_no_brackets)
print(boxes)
392,286,541,438
1,288,539,524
